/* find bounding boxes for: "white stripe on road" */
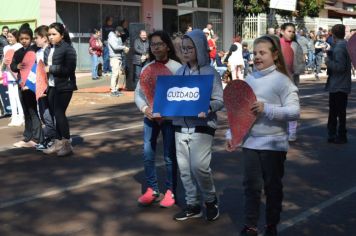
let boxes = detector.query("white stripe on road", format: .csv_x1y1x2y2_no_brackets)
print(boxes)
279,186,356,232
0,124,143,152
0,163,162,209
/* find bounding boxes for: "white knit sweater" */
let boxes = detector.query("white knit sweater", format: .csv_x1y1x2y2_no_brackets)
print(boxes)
226,65,300,151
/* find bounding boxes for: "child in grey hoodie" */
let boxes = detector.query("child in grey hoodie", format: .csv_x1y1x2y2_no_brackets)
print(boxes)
172,29,224,222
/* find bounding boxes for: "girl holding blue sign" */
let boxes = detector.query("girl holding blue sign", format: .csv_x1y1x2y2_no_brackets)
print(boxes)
11,24,44,148
134,31,181,208
225,35,300,236
172,29,224,222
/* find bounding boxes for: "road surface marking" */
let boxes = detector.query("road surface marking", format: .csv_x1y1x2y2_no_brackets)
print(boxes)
279,186,356,232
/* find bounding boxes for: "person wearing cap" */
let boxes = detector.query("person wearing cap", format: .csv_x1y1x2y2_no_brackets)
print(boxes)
108,26,129,96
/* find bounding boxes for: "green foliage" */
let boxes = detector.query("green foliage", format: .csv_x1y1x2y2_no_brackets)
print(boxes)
234,0,325,17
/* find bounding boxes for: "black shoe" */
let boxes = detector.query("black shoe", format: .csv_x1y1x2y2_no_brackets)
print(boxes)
174,205,202,221
264,224,277,236
240,225,258,236
205,197,219,221
334,136,347,144
327,134,336,143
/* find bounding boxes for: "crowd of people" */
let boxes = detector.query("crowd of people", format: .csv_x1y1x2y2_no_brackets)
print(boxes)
0,22,76,156
0,19,354,236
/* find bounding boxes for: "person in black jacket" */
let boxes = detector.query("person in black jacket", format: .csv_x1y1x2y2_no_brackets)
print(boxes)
133,30,149,87
11,25,44,148
0,26,9,62
42,22,77,157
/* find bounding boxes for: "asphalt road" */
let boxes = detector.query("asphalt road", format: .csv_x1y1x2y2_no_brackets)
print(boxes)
0,80,355,236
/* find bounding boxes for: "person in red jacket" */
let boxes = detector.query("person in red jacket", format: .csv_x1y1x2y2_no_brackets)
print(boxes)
89,28,103,80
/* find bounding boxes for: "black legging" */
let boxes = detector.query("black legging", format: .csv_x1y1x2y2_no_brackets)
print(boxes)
47,87,73,140
20,89,44,143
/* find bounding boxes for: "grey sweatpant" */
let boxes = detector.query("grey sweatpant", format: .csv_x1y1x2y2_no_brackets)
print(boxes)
175,131,216,206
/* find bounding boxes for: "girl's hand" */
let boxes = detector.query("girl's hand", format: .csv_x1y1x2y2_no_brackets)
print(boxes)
251,101,264,116
144,106,154,120
198,112,206,118
17,63,25,70
225,139,237,152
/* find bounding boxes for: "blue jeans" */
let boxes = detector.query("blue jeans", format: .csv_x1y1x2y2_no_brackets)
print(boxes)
143,117,177,193
134,64,143,88
307,51,315,70
103,44,111,73
91,54,102,78
315,53,323,74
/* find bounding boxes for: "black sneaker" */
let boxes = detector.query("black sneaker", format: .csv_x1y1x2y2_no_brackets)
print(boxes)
264,224,277,236
240,225,258,236
205,197,219,221
174,205,202,221
334,136,347,144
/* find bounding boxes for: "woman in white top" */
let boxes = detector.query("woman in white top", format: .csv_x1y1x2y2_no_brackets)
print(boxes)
1,28,24,126
228,35,245,80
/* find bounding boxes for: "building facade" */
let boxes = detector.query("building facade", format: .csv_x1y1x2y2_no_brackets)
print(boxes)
0,0,233,70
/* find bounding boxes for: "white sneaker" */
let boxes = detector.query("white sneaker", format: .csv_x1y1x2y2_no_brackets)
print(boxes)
15,116,25,126
8,117,18,127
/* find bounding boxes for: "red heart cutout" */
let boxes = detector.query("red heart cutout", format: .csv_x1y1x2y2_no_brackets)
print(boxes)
35,60,48,100
223,79,257,147
20,51,36,87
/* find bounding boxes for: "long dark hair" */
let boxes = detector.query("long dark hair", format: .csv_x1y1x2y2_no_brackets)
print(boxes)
49,22,71,44
148,30,181,63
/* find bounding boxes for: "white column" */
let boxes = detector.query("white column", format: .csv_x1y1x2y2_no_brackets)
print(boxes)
39,0,56,25
142,0,163,33
223,0,234,51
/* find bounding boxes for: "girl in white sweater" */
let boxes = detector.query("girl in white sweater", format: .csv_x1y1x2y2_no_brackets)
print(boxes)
226,35,300,236
1,29,24,126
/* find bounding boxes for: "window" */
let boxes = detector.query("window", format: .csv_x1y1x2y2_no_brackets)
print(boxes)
163,9,178,35
163,0,177,5
196,0,208,8
210,0,222,9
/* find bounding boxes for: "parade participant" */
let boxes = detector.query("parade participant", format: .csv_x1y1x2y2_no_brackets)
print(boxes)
33,25,57,151
280,22,304,142
11,25,44,148
42,22,77,156
135,30,181,208
173,29,223,222
89,28,103,80
325,24,352,144
226,35,300,236
228,35,245,80
1,28,24,126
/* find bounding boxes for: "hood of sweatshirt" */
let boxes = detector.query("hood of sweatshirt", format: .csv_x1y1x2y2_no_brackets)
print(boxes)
185,29,210,67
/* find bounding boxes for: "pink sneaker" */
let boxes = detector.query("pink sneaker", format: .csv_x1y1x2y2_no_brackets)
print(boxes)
160,190,175,208
138,187,159,206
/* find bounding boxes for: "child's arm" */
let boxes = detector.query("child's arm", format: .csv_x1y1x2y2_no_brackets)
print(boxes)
209,70,224,112
263,82,300,121
49,47,76,78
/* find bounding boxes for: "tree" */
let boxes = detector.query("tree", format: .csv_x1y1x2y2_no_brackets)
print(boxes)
234,0,325,17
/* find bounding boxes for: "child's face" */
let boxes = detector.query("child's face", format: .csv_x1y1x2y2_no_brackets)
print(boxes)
48,28,63,45
6,33,16,45
181,38,197,64
34,34,48,48
253,42,277,71
19,33,32,48
282,26,295,41
150,35,169,61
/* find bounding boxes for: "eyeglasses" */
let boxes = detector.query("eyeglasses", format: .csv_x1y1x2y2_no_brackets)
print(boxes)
181,46,195,53
150,42,166,48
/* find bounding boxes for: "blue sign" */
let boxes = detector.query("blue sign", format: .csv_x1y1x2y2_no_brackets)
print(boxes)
153,74,214,116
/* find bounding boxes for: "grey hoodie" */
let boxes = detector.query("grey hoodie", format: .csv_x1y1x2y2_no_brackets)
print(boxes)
108,31,126,59
173,29,224,129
